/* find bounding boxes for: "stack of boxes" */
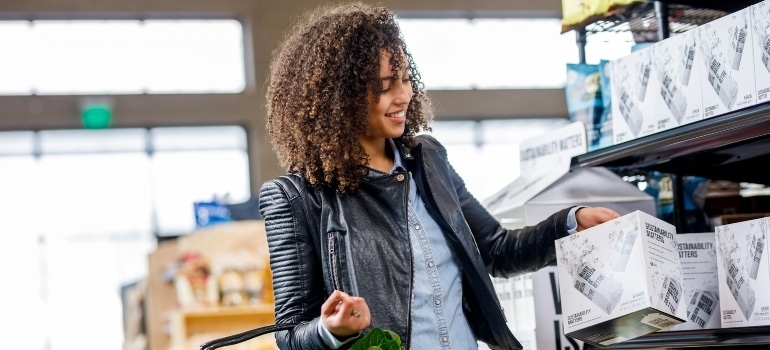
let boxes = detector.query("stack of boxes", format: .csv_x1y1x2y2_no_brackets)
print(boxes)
605,0,770,147
555,212,770,346
553,0,770,346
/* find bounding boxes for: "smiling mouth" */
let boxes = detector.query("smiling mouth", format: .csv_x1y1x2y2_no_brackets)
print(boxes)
385,111,405,118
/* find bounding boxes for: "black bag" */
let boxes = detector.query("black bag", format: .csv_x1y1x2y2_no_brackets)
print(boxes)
199,323,298,350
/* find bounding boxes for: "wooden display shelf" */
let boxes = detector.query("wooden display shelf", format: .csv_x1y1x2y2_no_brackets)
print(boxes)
145,220,275,350
170,304,275,348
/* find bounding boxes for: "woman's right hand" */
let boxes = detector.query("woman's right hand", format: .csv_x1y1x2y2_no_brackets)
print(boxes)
321,290,371,339
576,206,621,232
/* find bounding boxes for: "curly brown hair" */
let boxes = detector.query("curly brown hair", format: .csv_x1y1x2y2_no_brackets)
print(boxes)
265,2,432,193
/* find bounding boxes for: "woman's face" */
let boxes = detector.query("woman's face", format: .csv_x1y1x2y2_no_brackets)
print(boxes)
364,50,413,140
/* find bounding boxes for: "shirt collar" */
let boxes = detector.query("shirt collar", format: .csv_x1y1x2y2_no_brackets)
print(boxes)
387,139,406,174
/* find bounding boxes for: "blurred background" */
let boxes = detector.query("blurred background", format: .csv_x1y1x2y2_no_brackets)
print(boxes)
0,0,641,349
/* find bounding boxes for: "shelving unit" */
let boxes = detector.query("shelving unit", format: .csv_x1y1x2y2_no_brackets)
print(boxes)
583,2,729,42
570,105,770,350
573,1,758,38
565,1,770,348
569,1,758,62
571,0,770,227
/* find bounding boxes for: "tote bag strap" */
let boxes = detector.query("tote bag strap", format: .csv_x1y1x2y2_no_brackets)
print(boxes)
199,323,299,350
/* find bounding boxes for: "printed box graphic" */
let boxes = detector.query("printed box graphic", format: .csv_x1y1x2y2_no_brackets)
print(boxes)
555,210,686,347
750,1,770,104
715,216,770,327
696,7,757,118
666,232,721,331
651,29,704,127
610,48,655,144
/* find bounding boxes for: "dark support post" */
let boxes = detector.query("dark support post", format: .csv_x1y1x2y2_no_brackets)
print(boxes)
672,174,687,233
577,28,587,64
654,1,670,40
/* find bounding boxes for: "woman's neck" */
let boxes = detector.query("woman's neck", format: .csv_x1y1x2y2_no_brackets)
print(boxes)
360,137,394,173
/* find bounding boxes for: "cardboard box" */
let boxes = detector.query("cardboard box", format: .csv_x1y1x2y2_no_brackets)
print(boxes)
666,232,721,331
555,210,686,347
696,7,757,118
610,47,657,144
651,29,704,127
750,0,770,104
715,216,770,327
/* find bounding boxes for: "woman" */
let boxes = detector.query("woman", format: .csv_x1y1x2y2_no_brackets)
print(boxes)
258,3,620,349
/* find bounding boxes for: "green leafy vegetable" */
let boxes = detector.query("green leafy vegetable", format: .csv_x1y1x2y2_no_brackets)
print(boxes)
349,328,405,350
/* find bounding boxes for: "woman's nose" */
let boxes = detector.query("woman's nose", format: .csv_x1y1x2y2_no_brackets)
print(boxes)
393,80,412,104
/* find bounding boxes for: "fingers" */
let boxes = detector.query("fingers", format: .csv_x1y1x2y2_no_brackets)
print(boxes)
597,207,621,221
321,290,344,317
320,290,371,338
576,207,622,232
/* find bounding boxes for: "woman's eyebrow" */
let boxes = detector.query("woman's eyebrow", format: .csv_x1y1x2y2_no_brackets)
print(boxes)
379,71,408,80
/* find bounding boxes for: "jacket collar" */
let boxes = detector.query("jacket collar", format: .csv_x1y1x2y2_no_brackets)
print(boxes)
395,138,415,161
363,139,410,178
395,138,422,173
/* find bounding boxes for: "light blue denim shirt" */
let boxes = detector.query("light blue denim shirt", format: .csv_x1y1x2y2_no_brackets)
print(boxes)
319,139,581,349
400,152,478,349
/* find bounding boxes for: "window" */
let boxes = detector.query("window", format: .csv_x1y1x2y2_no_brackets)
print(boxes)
0,19,245,95
0,126,250,350
397,18,634,90
563,29,636,64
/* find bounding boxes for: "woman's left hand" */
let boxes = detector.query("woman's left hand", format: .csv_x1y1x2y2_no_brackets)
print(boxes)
320,290,371,339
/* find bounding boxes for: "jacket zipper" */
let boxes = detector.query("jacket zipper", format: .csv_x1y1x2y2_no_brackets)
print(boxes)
419,163,506,317
405,172,414,347
328,233,340,290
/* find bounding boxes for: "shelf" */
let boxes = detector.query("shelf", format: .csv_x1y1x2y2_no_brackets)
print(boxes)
180,304,275,318
579,1,760,42
584,2,729,39
170,304,276,348
570,102,770,185
600,325,770,348
656,0,761,13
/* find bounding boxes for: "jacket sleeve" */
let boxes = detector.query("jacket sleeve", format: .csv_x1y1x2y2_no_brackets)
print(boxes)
421,135,573,278
259,179,329,350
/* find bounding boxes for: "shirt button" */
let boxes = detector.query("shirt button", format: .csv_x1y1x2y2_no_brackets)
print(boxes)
435,299,441,305
414,224,421,230
396,174,405,181
442,337,448,342
427,261,435,268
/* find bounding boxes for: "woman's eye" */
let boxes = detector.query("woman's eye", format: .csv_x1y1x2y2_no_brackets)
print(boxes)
379,76,410,93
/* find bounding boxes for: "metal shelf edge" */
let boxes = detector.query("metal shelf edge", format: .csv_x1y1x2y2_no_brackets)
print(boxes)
570,102,770,172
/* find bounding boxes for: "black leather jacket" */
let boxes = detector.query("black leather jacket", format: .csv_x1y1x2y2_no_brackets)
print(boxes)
258,135,573,350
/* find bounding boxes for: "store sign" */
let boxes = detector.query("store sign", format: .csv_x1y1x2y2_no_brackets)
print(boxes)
483,121,588,221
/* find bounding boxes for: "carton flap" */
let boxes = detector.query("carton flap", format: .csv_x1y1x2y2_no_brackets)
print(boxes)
529,167,653,204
